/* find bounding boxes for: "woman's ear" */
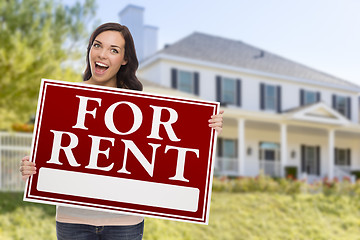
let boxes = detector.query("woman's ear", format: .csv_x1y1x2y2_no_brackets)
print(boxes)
122,58,128,66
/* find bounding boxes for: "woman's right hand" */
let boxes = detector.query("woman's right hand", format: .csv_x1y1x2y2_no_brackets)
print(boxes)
20,156,36,181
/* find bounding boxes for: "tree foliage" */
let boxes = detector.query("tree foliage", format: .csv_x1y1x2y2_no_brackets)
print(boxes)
0,0,96,130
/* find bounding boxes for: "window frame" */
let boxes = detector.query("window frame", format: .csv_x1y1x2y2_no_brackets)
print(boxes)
335,148,350,166
221,77,237,105
264,84,277,111
334,95,348,117
304,90,317,105
177,70,195,94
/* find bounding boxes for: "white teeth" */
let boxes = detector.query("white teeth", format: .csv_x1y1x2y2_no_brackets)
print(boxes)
96,62,109,68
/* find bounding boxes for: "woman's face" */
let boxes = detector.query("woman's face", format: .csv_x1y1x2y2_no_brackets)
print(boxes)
88,30,128,87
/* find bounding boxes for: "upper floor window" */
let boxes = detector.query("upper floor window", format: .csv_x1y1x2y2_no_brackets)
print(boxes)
300,89,320,105
260,83,281,112
171,68,199,95
178,70,193,93
332,95,351,119
216,76,241,106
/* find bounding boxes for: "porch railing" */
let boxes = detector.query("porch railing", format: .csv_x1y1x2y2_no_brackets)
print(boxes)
0,132,32,191
334,165,356,183
259,160,281,177
214,157,239,176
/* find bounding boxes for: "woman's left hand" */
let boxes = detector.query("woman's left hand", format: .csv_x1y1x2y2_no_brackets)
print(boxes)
209,110,224,134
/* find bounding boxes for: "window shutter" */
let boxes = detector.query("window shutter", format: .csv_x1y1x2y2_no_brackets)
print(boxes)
316,92,321,102
260,83,265,110
300,89,304,106
216,76,222,103
236,79,241,107
277,86,282,113
194,72,199,96
316,146,320,176
301,145,305,173
347,149,351,166
332,95,337,109
171,68,177,89
347,97,352,120
235,140,238,158
218,138,223,157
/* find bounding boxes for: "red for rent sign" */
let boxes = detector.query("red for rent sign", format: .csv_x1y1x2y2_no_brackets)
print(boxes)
24,79,219,224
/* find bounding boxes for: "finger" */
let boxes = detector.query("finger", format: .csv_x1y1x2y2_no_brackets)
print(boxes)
208,117,223,123
21,160,36,167
20,165,36,174
209,123,223,128
211,110,224,118
21,169,37,176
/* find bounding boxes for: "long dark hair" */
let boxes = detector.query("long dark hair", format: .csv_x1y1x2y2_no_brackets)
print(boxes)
83,23,143,91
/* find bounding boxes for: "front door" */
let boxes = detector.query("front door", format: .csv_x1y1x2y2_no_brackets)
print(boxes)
301,145,320,176
259,142,280,177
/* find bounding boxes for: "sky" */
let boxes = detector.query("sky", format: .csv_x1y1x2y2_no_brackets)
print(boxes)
62,0,360,87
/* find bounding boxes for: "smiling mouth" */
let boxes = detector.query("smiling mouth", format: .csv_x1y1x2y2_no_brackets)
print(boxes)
94,62,109,74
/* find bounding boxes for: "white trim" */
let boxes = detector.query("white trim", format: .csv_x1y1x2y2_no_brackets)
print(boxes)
139,53,360,93
288,102,350,126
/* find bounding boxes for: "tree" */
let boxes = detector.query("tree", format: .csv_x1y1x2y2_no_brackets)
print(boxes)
0,0,96,130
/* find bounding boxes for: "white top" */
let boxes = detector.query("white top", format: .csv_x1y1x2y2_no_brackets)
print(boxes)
56,206,144,226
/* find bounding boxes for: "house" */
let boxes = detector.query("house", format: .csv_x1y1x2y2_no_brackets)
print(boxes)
121,5,360,181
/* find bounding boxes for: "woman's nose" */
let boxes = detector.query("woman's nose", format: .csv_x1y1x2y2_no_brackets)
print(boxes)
99,49,107,59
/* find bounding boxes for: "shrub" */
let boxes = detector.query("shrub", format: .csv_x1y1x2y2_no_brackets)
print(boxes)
212,174,360,196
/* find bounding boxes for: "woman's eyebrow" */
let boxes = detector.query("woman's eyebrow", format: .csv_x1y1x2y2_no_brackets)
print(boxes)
110,44,121,49
94,39,121,49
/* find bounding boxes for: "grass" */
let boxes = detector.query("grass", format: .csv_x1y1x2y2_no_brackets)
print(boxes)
1,191,360,240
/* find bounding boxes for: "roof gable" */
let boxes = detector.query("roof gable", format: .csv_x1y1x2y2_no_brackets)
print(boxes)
286,102,350,125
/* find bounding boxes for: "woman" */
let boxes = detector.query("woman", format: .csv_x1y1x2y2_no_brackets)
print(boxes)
20,22,224,240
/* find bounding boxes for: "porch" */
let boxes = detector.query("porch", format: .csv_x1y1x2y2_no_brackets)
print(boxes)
216,102,360,182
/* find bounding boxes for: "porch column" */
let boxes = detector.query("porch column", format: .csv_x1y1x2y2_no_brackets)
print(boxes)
328,129,335,180
280,124,287,177
238,118,245,176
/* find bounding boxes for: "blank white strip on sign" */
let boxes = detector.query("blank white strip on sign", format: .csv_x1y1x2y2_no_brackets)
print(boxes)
37,168,200,212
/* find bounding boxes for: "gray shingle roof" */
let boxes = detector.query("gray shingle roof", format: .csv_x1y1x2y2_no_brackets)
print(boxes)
159,32,359,89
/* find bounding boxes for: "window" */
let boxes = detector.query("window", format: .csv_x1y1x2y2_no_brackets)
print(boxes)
333,95,351,119
217,139,237,158
335,148,350,166
260,83,281,112
335,96,347,116
304,91,316,104
300,89,320,106
265,85,276,110
216,76,241,106
222,77,236,105
178,70,193,93
223,139,236,158
171,68,199,95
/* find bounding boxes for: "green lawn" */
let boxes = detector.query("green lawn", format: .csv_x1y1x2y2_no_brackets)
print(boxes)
1,192,360,240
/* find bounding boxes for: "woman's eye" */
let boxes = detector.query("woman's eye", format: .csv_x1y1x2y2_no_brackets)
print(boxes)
111,49,119,54
93,43,100,48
